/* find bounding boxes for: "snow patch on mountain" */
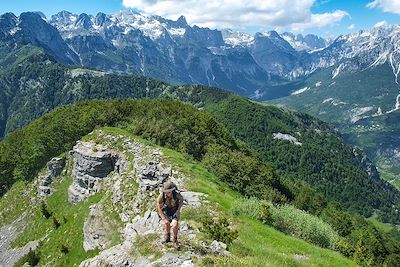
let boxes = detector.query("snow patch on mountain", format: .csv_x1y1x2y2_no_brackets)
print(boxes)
291,87,310,95
222,29,254,47
322,98,347,106
281,32,328,52
51,10,187,41
167,27,186,36
332,63,346,79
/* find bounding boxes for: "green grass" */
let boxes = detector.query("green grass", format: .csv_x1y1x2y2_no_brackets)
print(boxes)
0,180,36,227
131,233,164,260
161,146,357,267
12,166,104,266
377,166,400,191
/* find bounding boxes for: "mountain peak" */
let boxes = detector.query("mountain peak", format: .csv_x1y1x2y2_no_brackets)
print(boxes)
75,13,92,29
266,30,280,38
176,15,187,26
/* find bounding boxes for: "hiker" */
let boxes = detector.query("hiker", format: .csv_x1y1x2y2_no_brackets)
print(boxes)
156,181,184,248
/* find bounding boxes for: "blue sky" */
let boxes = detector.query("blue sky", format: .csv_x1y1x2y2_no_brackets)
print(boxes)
1,0,399,38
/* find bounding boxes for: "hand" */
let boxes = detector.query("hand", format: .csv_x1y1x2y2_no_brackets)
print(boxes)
173,211,180,220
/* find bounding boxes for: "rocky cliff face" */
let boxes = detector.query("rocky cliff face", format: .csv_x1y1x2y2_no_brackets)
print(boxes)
38,157,66,196
68,141,118,204
0,12,80,64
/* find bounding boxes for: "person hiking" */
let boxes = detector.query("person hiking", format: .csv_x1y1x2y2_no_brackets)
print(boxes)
156,181,184,249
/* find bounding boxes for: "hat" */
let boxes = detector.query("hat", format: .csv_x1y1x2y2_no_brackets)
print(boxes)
162,181,176,193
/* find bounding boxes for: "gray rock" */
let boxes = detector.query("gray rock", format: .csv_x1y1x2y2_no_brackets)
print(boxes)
47,157,66,177
38,186,51,197
352,148,381,181
209,240,230,256
181,191,205,208
0,214,41,267
79,243,140,267
152,253,195,267
37,157,66,196
123,210,162,243
293,254,309,261
68,141,118,203
83,204,112,252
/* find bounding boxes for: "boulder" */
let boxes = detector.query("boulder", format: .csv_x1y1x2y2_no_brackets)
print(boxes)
68,141,118,203
209,240,230,256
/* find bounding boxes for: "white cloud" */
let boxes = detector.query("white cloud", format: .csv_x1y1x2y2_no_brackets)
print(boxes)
367,0,400,14
348,24,355,30
374,20,388,27
122,0,349,31
289,10,349,32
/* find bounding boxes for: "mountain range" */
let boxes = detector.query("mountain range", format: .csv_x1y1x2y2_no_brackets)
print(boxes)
0,10,330,99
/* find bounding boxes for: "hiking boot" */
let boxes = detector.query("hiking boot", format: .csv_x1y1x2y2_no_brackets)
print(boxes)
173,239,180,250
161,233,171,244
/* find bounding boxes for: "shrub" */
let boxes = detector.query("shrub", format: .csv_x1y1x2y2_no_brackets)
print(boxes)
231,197,271,223
17,248,40,266
200,215,238,248
269,204,340,249
52,216,61,229
384,254,400,267
60,244,69,255
40,202,52,219
231,198,339,249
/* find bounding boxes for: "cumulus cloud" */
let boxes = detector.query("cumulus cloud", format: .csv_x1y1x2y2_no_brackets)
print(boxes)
122,0,349,31
367,0,400,14
290,10,349,32
374,20,388,27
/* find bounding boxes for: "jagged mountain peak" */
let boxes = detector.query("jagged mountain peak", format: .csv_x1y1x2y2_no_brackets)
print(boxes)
75,13,92,29
176,15,187,27
281,32,328,52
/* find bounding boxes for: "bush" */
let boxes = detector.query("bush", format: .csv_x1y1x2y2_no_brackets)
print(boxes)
17,248,40,266
231,197,271,223
52,216,61,229
231,198,339,249
270,204,339,249
60,244,69,255
384,254,400,267
40,202,52,219
200,215,238,248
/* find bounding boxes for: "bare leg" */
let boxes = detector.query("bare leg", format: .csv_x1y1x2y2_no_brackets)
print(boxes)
171,219,179,242
164,221,171,243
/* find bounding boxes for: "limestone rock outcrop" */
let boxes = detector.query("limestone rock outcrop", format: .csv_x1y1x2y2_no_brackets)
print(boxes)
68,141,118,204
38,157,66,197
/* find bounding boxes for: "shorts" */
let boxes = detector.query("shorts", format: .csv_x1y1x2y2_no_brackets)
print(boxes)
162,206,178,223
